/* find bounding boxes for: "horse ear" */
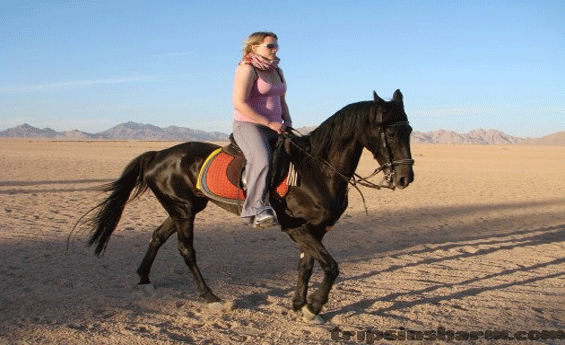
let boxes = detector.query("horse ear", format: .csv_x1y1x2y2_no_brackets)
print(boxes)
373,91,384,123
373,91,384,105
393,89,403,103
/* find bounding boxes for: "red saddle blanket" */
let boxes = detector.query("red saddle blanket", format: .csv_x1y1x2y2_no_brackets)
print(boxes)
197,148,289,206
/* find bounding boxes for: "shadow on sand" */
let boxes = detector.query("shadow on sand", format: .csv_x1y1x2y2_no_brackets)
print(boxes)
3,194,564,324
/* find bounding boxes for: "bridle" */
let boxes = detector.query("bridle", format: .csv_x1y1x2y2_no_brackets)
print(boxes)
283,120,414,189
353,120,415,190
281,121,414,214
282,120,414,213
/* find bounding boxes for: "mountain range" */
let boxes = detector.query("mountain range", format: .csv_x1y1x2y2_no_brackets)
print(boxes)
0,122,229,141
411,128,525,145
1,122,564,146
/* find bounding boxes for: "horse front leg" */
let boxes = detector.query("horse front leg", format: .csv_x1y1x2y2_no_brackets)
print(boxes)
292,227,326,312
292,254,315,312
285,226,339,324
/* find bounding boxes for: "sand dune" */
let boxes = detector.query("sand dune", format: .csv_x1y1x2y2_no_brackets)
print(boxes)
1,139,564,344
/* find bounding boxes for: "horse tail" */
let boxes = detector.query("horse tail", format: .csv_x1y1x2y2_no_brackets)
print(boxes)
87,151,157,256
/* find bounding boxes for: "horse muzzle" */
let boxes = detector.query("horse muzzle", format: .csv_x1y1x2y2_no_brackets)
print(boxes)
394,174,413,189
384,159,414,190
392,165,414,190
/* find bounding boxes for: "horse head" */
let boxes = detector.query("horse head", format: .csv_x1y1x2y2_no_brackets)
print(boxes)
362,90,414,189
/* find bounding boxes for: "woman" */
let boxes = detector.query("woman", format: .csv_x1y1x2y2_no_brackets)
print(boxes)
232,32,292,228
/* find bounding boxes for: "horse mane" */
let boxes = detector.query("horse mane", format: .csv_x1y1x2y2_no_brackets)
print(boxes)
308,101,373,157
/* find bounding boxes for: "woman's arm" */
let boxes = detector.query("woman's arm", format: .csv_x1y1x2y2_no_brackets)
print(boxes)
280,94,292,127
278,69,292,128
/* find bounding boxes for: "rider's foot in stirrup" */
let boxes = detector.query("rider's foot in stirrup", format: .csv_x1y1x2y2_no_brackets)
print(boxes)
253,206,279,229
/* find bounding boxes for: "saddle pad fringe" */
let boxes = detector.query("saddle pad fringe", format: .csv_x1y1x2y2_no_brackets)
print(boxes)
287,163,299,186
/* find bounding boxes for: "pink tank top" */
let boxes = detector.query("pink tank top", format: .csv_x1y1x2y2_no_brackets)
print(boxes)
233,72,287,124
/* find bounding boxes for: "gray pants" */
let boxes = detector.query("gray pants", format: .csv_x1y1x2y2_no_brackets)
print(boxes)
233,120,279,218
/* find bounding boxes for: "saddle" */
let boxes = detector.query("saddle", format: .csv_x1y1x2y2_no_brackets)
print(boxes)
196,134,294,207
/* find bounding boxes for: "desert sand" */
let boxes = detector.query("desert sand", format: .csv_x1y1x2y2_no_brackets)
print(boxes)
1,138,564,344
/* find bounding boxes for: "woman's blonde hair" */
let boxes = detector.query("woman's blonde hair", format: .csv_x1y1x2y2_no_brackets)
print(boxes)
242,31,278,59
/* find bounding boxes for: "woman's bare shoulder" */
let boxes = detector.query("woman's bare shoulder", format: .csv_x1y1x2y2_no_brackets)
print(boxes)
236,63,255,73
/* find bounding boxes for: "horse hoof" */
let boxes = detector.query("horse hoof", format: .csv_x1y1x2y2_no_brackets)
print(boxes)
136,283,156,296
301,305,325,324
207,301,233,311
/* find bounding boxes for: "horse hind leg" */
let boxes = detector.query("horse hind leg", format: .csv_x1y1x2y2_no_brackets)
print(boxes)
136,217,177,291
175,215,224,307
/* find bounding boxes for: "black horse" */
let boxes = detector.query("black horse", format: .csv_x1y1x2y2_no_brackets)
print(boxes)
86,90,414,323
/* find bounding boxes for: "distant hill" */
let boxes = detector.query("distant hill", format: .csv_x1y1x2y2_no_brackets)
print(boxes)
519,131,565,146
0,122,229,141
0,123,62,138
411,128,525,145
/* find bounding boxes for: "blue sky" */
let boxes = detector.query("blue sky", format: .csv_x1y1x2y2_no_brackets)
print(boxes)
1,1,563,137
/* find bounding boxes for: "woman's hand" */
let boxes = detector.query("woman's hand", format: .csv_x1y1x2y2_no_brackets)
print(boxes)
267,121,284,134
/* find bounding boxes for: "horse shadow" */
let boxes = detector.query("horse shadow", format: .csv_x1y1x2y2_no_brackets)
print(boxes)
336,224,565,284
322,228,565,322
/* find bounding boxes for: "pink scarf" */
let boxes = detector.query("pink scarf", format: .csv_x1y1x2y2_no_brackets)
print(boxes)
240,53,280,71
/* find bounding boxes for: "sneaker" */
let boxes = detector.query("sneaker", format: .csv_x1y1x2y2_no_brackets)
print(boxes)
253,206,279,229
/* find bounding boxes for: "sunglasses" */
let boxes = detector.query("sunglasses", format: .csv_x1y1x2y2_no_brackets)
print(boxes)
256,43,279,50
